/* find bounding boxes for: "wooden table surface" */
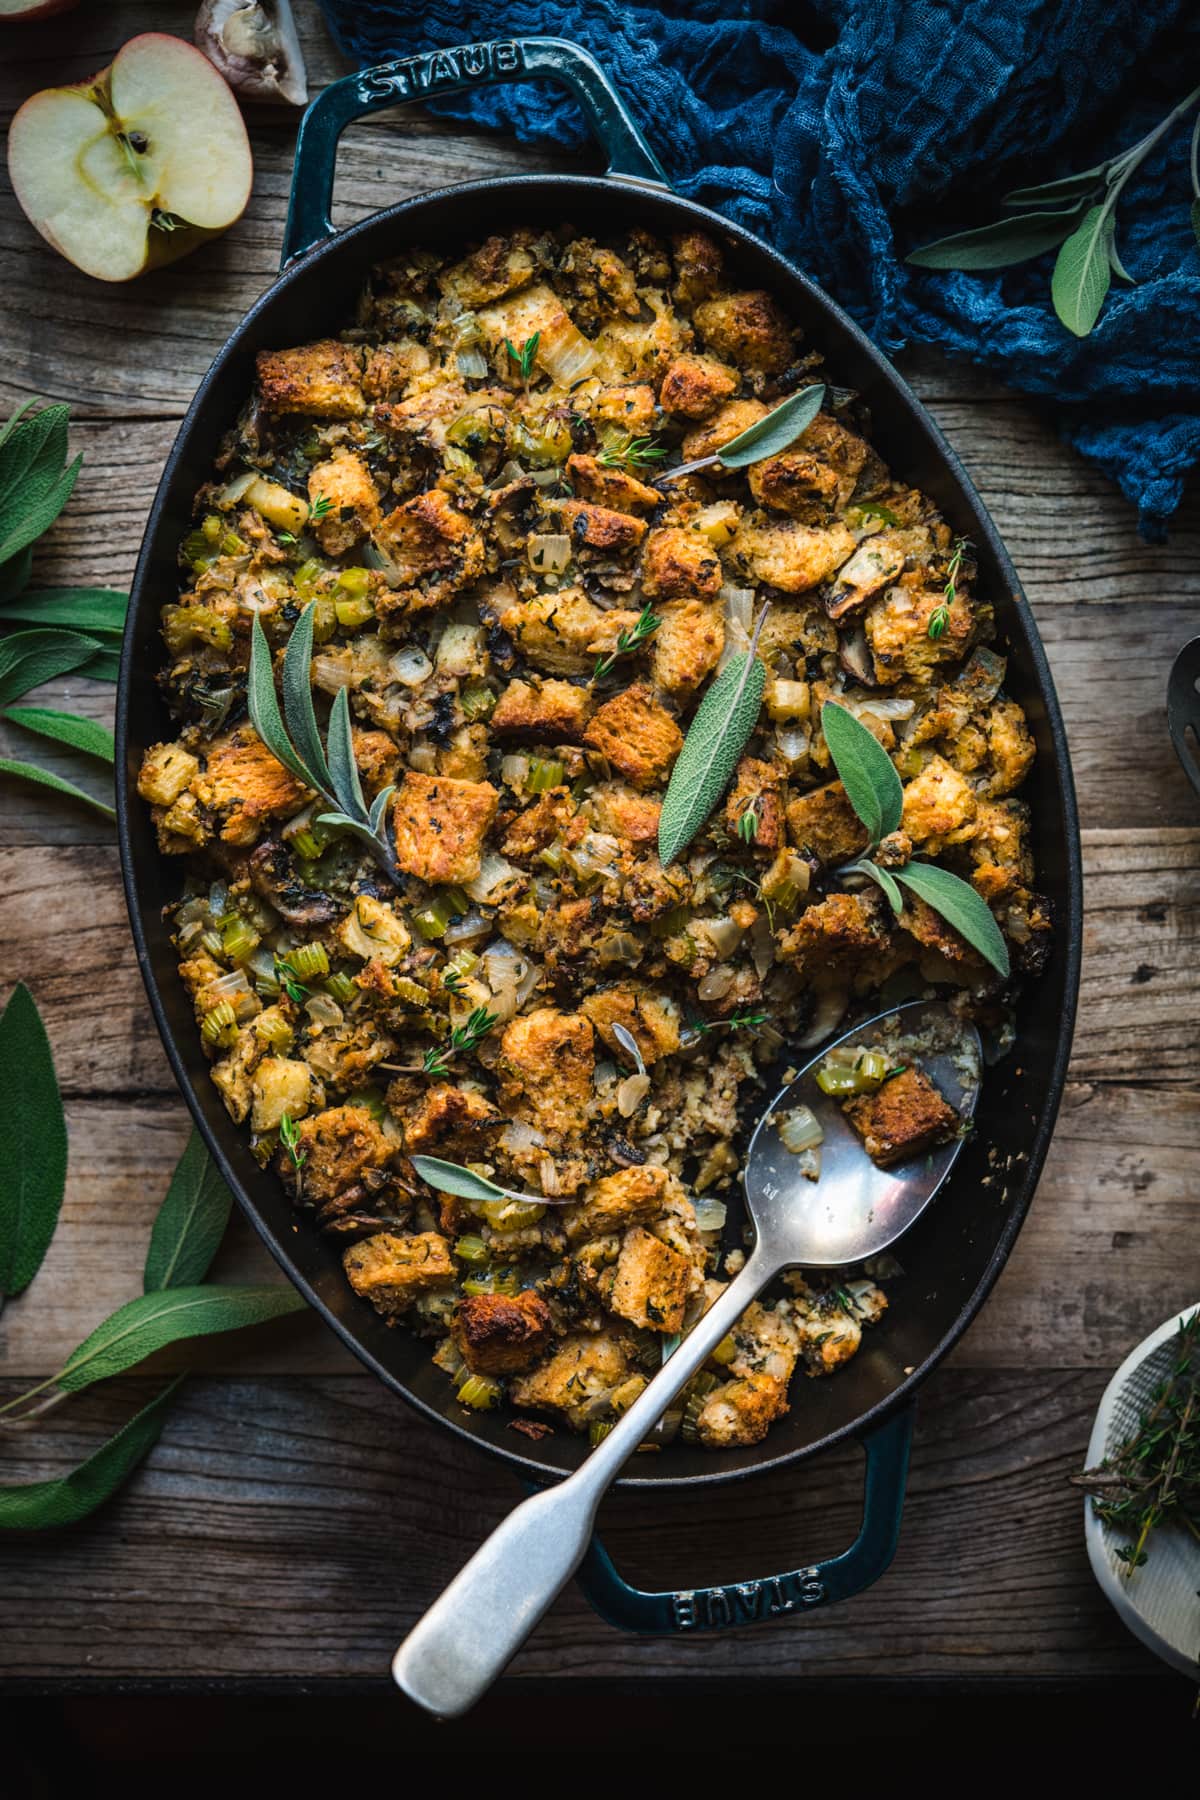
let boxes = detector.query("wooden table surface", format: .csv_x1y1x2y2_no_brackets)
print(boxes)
2,5,1199,1698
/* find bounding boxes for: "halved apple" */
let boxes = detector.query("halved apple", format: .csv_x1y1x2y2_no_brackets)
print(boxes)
7,32,253,282
0,0,79,19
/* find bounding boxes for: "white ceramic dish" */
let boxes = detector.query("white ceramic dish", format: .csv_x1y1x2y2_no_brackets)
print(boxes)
1084,1303,1200,1680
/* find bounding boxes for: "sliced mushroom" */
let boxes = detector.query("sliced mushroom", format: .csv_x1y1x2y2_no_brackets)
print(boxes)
249,837,342,926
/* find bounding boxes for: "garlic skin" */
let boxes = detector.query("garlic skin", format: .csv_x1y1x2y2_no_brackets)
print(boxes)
194,0,308,106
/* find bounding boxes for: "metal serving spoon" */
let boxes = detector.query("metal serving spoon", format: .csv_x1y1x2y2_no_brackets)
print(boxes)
392,999,981,1716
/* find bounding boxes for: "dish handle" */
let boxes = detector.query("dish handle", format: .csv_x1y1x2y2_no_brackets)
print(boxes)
564,1404,914,1635
282,36,671,268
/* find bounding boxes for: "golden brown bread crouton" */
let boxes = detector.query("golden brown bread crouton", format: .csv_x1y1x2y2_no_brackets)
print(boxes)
640,526,723,600
777,891,893,982
650,598,724,695
453,1290,555,1374
843,1066,959,1167
501,788,576,860
476,281,580,377
556,236,641,328
681,398,768,462
565,1164,671,1240
610,1225,691,1333
498,1007,595,1141
559,499,649,556
588,781,662,843
438,232,538,309
257,339,364,418
564,453,661,513
747,414,870,520
733,518,855,593
584,683,683,791
343,1231,455,1318
580,986,681,1065
351,727,401,797
362,338,432,400
396,1082,502,1156
670,229,724,304
695,1371,790,1447
307,452,380,556
509,1330,631,1418
725,755,784,850
693,289,794,373
823,532,907,620
586,382,658,436
298,1105,396,1205
203,728,309,848
622,856,692,924
786,779,870,865
390,770,499,885
966,798,1032,904
373,490,485,614
900,754,978,852
975,698,1036,798
500,589,642,677
659,352,739,419
900,894,983,969
864,584,973,684
491,676,595,740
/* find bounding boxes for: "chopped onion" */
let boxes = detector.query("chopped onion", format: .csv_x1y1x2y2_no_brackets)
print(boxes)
305,993,343,1027
693,1195,728,1232
539,1156,562,1197
435,622,482,676
617,1072,651,1117
779,1104,825,1154
842,690,915,722
701,915,744,958
467,853,521,905
697,965,736,1001
749,915,775,979
596,929,642,966
443,907,492,945
527,532,571,575
205,968,255,1016
539,320,599,386
216,470,257,507
389,645,433,687
456,347,489,378
718,583,755,670
407,742,438,773
797,986,849,1048
775,725,811,770
796,1146,822,1183
500,1121,546,1154
501,753,530,790
312,651,354,693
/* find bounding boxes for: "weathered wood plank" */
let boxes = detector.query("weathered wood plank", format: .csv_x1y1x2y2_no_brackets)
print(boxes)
0,1367,1161,1682
1,1078,1196,1380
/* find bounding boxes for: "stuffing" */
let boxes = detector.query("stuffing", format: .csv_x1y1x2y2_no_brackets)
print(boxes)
724,755,784,851
609,1225,691,1333
580,986,681,1065
307,452,380,556
823,532,908,620
584,683,683,790
203,728,309,848
732,518,856,593
693,289,794,373
659,352,739,419
497,1007,595,1141
501,788,576,860
864,584,975,685
453,1290,555,1374
395,1081,502,1155
559,499,649,556
640,526,723,600
786,779,870,865
256,338,365,417
694,1371,791,1447
138,741,199,808
297,1105,395,1204
777,890,893,984
843,1066,960,1167
350,727,401,797
500,589,642,677
564,453,661,513
390,771,499,884
438,231,539,308
588,782,662,843
900,754,978,852
509,1331,632,1420
491,676,594,740
670,229,725,304
373,490,485,615
681,398,768,463
343,1231,456,1318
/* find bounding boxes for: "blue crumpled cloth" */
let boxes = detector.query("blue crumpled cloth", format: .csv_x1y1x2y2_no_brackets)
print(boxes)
318,0,1200,538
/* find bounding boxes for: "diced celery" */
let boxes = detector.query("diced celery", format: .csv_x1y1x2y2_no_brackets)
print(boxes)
526,757,565,794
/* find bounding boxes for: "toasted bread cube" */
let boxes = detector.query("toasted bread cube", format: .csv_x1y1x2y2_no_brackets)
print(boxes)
398,1081,501,1156
610,1225,691,1333
476,281,578,370
501,789,575,861
978,698,1036,798
641,526,723,601
843,1066,959,1168
786,779,870,865
659,352,739,419
724,755,784,850
373,490,484,602
351,727,401,797
733,519,855,593
584,683,683,791
566,1164,671,1239
308,452,380,556
391,770,499,886
509,1330,631,1418
900,754,978,852
649,598,724,696
560,499,648,555
777,891,892,981
343,1231,455,1318
498,1006,595,1141
438,232,538,309
865,585,974,685
453,1290,555,1375
901,894,983,969
587,382,658,436
580,987,681,1065
491,677,594,740
681,398,768,463
670,229,724,303
693,289,794,373
588,782,661,843
748,414,871,521
250,1057,313,1133
362,338,432,400
298,1105,395,1204
256,339,365,418
338,893,411,966
203,728,309,848
694,1371,791,1447
564,454,661,513
138,741,199,807
500,589,642,677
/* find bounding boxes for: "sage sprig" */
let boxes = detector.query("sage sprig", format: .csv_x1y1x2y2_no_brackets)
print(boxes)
0,1379,183,1533
0,705,116,819
908,80,1200,337
248,608,396,878
0,983,67,1298
410,1153,571,1208
143,1128,232,1292
821,700,1010,977
658,605,770,866
659,385,826,484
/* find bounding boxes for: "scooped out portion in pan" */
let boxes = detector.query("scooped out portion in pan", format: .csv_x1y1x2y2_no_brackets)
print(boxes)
137,222,1049,1450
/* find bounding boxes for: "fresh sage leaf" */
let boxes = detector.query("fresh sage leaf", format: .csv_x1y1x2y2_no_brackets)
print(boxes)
143,1130,232,1293
0,758,115,820
247,612,318,789
1107,230,1135,285
77,647,121,684
1051,204,1114,337
0,547,33,604
907,204,1086,271
713,384,826,468
281,604,333,796
1001,165,1110,208
53,1283,308,1394
0,459,82,569
658,613,769,866
0,1378,182,1533
368,783,394,836
3,706,114,762
0,628,101,705
893,861,1011,977
410,1155,511,1203
326,683,366,818
0,983,68,1296
0,588,127,636
0,404,70,526
850,858,904,916
820,701,903,845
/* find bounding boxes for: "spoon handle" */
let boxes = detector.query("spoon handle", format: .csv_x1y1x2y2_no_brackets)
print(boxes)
392,1251,773,1716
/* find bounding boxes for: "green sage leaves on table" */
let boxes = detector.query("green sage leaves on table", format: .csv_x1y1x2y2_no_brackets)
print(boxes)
410,1155,514,1204
0,983,67,1297
1,587,127,638
906,204,1089,272
0,758,115,820
1050,204,1118,339
820,701,903,846
49,1283,307,1396
143,1128,232,1293
658,610,769,866
0,628,101,705
2,706,114,762
0,400,82,572
0,1379,183,1534
892,861,1011,977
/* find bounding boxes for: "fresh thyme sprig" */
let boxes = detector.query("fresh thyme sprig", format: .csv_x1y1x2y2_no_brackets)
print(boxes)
503,333,540,392
690,1010,768,1036
928,535,970,640
593,604,660,679
278,1113,306,1171
274,955,309,1005
736,797,761,844
423,1005,499,1078
278,492,332,546
598,434,667,470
